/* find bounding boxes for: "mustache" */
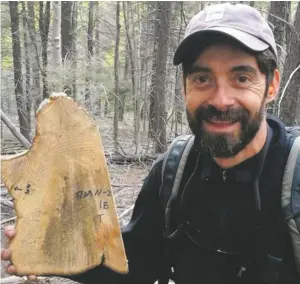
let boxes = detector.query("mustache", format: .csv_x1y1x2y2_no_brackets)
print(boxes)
194,105,249,123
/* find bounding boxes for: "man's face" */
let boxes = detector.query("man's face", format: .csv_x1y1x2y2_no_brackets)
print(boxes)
184,44,269,158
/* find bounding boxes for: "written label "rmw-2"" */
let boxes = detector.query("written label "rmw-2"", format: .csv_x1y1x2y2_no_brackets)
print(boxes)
75,189,112,200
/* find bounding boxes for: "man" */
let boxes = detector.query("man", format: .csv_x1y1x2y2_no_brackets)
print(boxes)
2,3,300,284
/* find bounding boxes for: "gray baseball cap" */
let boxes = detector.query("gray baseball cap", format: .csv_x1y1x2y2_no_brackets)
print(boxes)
173,3,277,65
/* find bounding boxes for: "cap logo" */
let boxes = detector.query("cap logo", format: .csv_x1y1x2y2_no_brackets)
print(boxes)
205,6,224,22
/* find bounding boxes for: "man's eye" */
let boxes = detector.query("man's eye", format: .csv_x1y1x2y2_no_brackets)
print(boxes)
237,76,248,83
196,76,209,83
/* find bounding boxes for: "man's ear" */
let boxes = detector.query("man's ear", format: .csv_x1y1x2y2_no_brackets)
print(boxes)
266,69,280,103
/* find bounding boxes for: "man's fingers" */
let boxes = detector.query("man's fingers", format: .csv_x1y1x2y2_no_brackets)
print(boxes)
4,225,16,239
2,229,38,281
6,264,17,275
1,248,11,261
5,262,38,280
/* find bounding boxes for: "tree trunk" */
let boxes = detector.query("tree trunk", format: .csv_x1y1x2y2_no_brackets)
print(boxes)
174,2,185,136
268,2,290,69
85,1,94,110
71,2,77,100
123,2,140,153
39,1,51,99
267,1,291,115
153,2,172,153
61,2,73,63
118,89,126,121
114,2,121,154
119,41,129,122
1,109,31,149
95,2,101,112
148,6,160,138
134,2,141,154
27,2,42,110
278,3,300,125
139,31,146,124
61,1,73,96
51,1,63,92
9,1,30,141
21,2,31,131
142,3,152,132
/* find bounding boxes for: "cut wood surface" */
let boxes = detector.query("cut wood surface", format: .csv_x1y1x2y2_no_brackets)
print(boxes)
1,93,128,276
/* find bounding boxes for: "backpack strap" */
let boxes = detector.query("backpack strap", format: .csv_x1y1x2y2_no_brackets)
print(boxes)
160,135,194,208
160,135,194,237
157,135,194,284
282,135,300,274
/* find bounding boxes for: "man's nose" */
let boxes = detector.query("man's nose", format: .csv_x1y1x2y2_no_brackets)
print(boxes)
208,85,235,111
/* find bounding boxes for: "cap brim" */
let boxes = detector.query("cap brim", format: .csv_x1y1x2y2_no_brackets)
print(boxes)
173,27,269,65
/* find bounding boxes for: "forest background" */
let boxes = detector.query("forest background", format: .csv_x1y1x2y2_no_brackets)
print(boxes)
0,1,300,282
1,1,300,156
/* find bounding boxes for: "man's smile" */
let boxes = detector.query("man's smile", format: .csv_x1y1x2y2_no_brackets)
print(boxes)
203,120,239,133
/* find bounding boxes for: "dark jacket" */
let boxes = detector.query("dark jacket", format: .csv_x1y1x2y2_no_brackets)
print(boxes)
70,116,299,284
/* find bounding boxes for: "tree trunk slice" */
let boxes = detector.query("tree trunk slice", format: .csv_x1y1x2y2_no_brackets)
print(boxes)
1,93,128,276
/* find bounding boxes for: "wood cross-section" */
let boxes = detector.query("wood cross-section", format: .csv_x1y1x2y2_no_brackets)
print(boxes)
1,93,128,276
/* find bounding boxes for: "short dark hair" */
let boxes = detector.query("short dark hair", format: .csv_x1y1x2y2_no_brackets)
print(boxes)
181,33,277,93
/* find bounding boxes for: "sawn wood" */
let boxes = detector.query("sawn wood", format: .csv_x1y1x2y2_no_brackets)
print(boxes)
1,93,128,276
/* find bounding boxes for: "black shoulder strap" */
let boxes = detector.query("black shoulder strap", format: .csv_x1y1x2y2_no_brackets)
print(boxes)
158,135,194,284
160,135,194,209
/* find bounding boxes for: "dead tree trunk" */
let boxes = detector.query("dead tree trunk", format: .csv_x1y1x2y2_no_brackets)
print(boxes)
51,1,63,92
61,1,73,96
39,1,51,99
9,1,30,141
27,2,42,110
61,2,73,63
114,2,121,153
141,3,153,131
174,2,185,136
95,2,102,112
139,14,147,124
148,5,160,139
85,1,94,110
134,2,141,154
1,110,31,149
71,2,77,100
278,3,300,125
119,29,130,122
21,2,31,131
153,2,172,153
118,40,129,121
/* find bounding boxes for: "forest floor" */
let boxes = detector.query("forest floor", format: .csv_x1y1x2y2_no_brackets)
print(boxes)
0,114,155,284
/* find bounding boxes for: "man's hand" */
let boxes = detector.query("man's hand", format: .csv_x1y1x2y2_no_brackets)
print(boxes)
1,225,37,281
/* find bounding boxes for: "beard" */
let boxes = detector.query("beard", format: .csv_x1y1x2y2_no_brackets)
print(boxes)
187,104,265,158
